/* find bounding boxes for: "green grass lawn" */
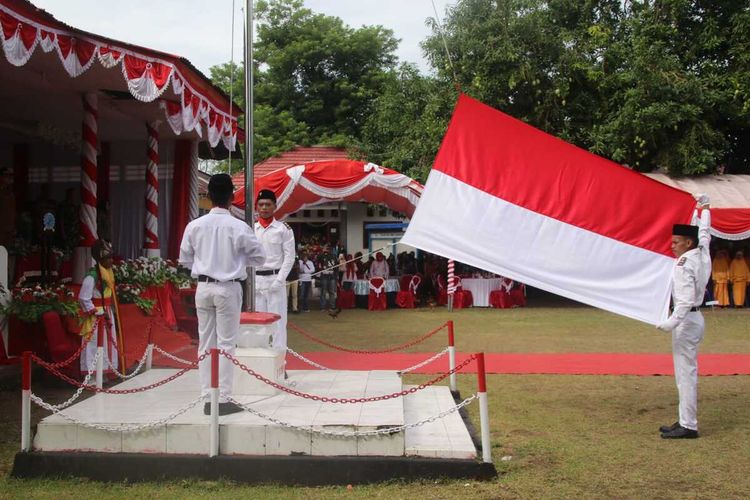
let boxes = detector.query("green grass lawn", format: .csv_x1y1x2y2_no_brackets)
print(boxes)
1,305,748,499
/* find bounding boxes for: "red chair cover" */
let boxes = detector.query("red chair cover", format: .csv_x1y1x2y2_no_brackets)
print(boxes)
399,275,413,292
396,275,422,309
509,285,527,307
42,311,81,378
368,277,387,311
489,289,512,308
337,286,356,309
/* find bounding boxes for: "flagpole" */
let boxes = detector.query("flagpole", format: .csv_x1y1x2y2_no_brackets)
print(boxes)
243,0,255,311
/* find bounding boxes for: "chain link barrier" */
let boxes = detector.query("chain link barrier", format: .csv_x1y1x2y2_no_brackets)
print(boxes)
30,352,204,394
31,392,207,432
397,348,449,375
288,321,448,354
151,344,195,365
106,344,152,380
226,393,477,438
226,350,476,403
39,316,101,370
286,347,331,370
41,350,101,411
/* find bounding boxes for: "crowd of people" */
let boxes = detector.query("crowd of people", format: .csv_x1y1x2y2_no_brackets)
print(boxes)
710,247,750,307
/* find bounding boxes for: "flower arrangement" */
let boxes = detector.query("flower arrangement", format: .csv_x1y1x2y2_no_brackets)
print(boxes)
0,280,79,323
113,257,192,288
115,283,154,313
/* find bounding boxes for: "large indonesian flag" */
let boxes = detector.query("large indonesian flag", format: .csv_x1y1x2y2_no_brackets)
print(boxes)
401,95,697,325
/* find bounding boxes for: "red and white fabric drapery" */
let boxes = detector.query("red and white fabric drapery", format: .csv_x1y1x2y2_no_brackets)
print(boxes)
232,160,423,220
143,122,160,257
0,1,238,150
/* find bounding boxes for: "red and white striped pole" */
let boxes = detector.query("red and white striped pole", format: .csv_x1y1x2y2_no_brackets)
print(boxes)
447,259,455,312
73,92,98,283
188,141,199,221
209,348,219,457
21,351,31,452
447,320,457,392
96,319,104,389
476,352,491,463
143,122,160,258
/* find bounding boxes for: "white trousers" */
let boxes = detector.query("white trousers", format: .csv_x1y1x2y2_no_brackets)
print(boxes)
254,274,288,350
80,311,118,372
672,311,704,431
195,281,242,402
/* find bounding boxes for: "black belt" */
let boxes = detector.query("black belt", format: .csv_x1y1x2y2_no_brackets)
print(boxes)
197,275,241,283
256,269,280,276
671,306,700,313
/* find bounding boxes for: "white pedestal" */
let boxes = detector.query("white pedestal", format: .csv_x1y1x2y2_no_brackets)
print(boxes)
232,347,285,396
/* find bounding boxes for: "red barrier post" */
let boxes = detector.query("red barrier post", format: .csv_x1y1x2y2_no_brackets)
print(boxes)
447,321,457,392
21,351,31,451
209,348,219,457
476,352,491,463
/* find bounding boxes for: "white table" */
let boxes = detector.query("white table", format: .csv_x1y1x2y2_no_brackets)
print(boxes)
460,278,504,307
352,279,400,295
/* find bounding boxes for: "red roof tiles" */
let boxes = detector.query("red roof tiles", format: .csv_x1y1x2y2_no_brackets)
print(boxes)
231,145,351,188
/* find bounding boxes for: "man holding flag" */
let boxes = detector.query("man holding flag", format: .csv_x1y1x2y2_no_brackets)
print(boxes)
657,195,711,439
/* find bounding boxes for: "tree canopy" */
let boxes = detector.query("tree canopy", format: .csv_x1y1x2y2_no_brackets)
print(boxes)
209,0,750,178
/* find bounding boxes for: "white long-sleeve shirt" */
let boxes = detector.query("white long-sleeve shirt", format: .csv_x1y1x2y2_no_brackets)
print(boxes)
369,259,389,279
179,207,266,281
664,209,711,328
254,218,295,282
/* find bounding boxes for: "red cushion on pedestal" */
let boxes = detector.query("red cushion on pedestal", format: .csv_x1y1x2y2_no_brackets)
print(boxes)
240,311,281,324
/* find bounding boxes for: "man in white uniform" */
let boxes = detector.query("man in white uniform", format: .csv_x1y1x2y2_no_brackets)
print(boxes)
657,195,711,439
179,174,266,416
253,189,295,352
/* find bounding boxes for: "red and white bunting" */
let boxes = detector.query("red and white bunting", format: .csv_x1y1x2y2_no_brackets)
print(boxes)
0,1,238,150
143,122,160,257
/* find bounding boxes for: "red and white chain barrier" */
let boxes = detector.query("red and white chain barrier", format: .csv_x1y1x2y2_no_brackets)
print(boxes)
225,350,476,404
288,321,449,354
225,393,478,439
143,121,160,258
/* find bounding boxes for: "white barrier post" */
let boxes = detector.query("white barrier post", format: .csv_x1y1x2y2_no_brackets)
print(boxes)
447,320,457,393
209,348,219,457
21,351,31,452
95,320,104,389
145,344,153,371
476,352,492,463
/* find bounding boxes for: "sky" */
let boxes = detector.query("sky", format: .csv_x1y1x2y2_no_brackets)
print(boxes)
30,0,455,76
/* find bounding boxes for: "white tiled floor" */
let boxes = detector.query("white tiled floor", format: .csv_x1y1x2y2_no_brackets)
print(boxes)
33,369,476,459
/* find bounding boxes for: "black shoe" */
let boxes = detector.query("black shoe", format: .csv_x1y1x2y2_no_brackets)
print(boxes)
659,421,680,433
203,402,244,416
661,425,699,439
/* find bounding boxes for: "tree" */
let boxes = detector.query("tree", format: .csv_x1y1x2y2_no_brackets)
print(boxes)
420,0,750,175
358,64,456,182
255,0,399,141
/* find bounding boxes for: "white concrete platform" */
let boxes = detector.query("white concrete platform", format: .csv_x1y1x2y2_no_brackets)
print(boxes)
33,369,477,459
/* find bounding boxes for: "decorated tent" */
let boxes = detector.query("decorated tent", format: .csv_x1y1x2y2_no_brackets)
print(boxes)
232,160,423,220
0,0,240,281
644,174,750,241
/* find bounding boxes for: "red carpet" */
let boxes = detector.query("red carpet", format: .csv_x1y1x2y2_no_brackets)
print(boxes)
119,310,749,376
286,352,750,376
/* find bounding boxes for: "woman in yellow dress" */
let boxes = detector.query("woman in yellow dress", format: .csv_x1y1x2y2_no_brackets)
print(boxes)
728,250,749,308
711,249,730,307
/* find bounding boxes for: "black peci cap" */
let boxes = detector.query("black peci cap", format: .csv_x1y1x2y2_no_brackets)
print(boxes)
673,224,698,240
256,189,277,204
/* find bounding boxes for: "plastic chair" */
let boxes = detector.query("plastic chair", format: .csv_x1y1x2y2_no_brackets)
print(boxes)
368,277,387,311
396,274,422,309
452,277,474,309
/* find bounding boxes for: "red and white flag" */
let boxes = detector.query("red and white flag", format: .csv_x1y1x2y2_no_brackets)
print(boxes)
401,95,697,325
